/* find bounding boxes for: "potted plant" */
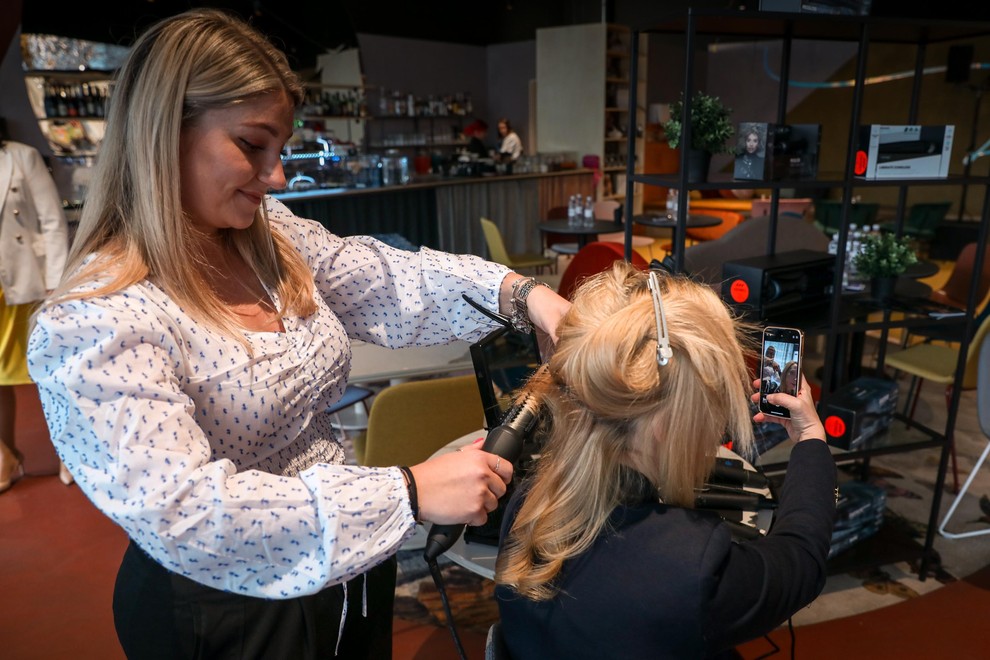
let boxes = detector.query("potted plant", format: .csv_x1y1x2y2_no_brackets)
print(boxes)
853,232,918,300
662,91,734,182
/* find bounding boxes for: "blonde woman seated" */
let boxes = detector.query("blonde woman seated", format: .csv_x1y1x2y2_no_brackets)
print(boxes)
495,262,836,659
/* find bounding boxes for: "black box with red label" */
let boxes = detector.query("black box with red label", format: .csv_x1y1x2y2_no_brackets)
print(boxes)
821,377,899,450
721,250,835,321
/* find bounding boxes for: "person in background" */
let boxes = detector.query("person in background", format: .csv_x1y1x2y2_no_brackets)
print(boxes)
495,262,836,659
463,119,490,159
497,117,523,163
0,118,70,494
26,9,570,659
761,343,781,393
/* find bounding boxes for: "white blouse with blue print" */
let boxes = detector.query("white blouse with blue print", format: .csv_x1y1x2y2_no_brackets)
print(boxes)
27,197,510,599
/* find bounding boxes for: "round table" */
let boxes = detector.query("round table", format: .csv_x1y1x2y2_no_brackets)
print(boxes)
633,213,723,253
902,260,940,279
538,219,622,250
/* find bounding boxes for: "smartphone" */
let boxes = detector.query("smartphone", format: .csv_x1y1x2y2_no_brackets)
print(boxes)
759,326,804,418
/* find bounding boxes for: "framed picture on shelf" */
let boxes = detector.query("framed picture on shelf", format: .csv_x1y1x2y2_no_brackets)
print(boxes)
733,122,770,180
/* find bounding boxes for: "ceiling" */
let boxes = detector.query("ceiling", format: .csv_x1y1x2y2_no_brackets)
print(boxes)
21,0,990,73
20,0,595,70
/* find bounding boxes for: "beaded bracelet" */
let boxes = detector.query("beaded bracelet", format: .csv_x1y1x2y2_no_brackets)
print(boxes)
398,465,419,522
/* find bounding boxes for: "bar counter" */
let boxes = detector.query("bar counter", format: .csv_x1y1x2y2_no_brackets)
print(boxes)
272,169,596,257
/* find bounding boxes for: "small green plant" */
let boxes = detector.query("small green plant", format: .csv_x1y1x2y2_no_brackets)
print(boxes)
662,91,734,154
854,232,918,278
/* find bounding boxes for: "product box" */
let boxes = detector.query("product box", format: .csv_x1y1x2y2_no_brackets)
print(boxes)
855,124,955,179
722,249,834,321
734,123,822,181
769,123,821,180
821,377,898,450
733,122,772,180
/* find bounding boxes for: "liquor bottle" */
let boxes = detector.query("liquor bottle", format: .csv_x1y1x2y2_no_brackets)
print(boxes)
43,83,57,118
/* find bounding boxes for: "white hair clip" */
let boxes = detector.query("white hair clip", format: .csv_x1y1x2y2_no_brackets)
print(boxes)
647,271,673,367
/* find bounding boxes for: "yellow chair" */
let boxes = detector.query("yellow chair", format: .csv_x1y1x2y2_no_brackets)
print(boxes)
353,374,486,467
884,311,990,492
480,217,555,275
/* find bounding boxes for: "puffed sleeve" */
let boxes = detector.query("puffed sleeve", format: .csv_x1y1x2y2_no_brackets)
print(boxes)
27,293,417,598
265,197,512,348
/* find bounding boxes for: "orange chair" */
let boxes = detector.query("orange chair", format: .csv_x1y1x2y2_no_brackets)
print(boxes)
661,209,745,252
557,241,649,301
930,242,990,311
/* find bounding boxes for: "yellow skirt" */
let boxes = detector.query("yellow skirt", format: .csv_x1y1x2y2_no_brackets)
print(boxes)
0,288,36,386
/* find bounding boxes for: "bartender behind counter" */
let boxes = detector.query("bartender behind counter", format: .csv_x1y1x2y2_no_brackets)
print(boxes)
497,118,523,163
463,119,490,159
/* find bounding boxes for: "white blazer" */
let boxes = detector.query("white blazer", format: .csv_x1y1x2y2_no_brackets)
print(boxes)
0,141,69,305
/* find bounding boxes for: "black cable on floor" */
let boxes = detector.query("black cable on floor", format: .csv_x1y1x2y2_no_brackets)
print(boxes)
427,559,468,660
752,634,780,659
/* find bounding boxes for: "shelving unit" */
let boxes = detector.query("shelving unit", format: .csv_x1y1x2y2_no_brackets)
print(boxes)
623,9,990,580
23,70,113,161
363,114,471,153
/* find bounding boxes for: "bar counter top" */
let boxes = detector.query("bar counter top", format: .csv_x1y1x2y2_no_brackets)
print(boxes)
275,168,596,258
271,168,595,202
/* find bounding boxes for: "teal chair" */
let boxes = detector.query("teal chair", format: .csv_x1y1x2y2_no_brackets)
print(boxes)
880,202,951,256
813,199,880,236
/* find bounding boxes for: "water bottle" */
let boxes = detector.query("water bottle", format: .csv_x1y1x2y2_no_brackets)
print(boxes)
583,196,594,228
666,188,677,219
568,195,579,228
827,232,839,256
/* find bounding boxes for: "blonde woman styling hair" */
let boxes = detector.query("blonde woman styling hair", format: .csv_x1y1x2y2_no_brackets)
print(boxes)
28,9,570,658
495,261,836,659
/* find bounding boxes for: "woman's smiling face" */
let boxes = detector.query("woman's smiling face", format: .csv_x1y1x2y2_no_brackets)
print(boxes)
179,91,294,234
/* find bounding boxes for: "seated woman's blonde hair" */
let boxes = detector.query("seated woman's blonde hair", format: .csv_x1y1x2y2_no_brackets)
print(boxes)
496,261,756,601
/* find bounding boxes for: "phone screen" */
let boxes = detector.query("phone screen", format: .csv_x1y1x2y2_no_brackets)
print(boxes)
759,326,804,418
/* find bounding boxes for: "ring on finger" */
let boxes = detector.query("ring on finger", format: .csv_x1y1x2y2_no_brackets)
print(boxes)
494,457,502,474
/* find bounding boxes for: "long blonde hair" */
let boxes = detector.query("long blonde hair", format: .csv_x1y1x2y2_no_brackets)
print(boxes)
496,262,756,600
42,8,315,337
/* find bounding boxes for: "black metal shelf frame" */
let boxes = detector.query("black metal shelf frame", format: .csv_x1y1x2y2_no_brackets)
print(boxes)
621,8,990,580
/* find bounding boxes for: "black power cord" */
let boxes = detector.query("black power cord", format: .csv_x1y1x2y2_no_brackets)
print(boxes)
427,558,469,660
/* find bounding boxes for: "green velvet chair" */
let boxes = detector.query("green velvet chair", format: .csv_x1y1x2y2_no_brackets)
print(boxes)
813,199,880,236
880,202,951,256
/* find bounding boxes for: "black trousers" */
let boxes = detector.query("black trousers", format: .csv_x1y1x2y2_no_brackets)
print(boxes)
113,541,396,659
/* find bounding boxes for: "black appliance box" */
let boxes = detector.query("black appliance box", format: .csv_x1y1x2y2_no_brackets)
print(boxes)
721,250,835,321
821,377,899,450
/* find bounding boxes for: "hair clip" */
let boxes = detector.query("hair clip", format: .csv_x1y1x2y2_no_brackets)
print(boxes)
647,271,673,367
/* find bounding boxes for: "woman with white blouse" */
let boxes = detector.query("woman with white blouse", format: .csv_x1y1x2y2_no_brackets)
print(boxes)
26,9,569,659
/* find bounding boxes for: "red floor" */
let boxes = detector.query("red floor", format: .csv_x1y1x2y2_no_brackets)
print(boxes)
0,384,485,659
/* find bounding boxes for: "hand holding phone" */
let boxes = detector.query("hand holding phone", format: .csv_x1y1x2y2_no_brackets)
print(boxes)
758,326,804,418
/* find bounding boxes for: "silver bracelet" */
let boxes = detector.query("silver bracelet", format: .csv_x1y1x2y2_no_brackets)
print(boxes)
510,277,551,334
